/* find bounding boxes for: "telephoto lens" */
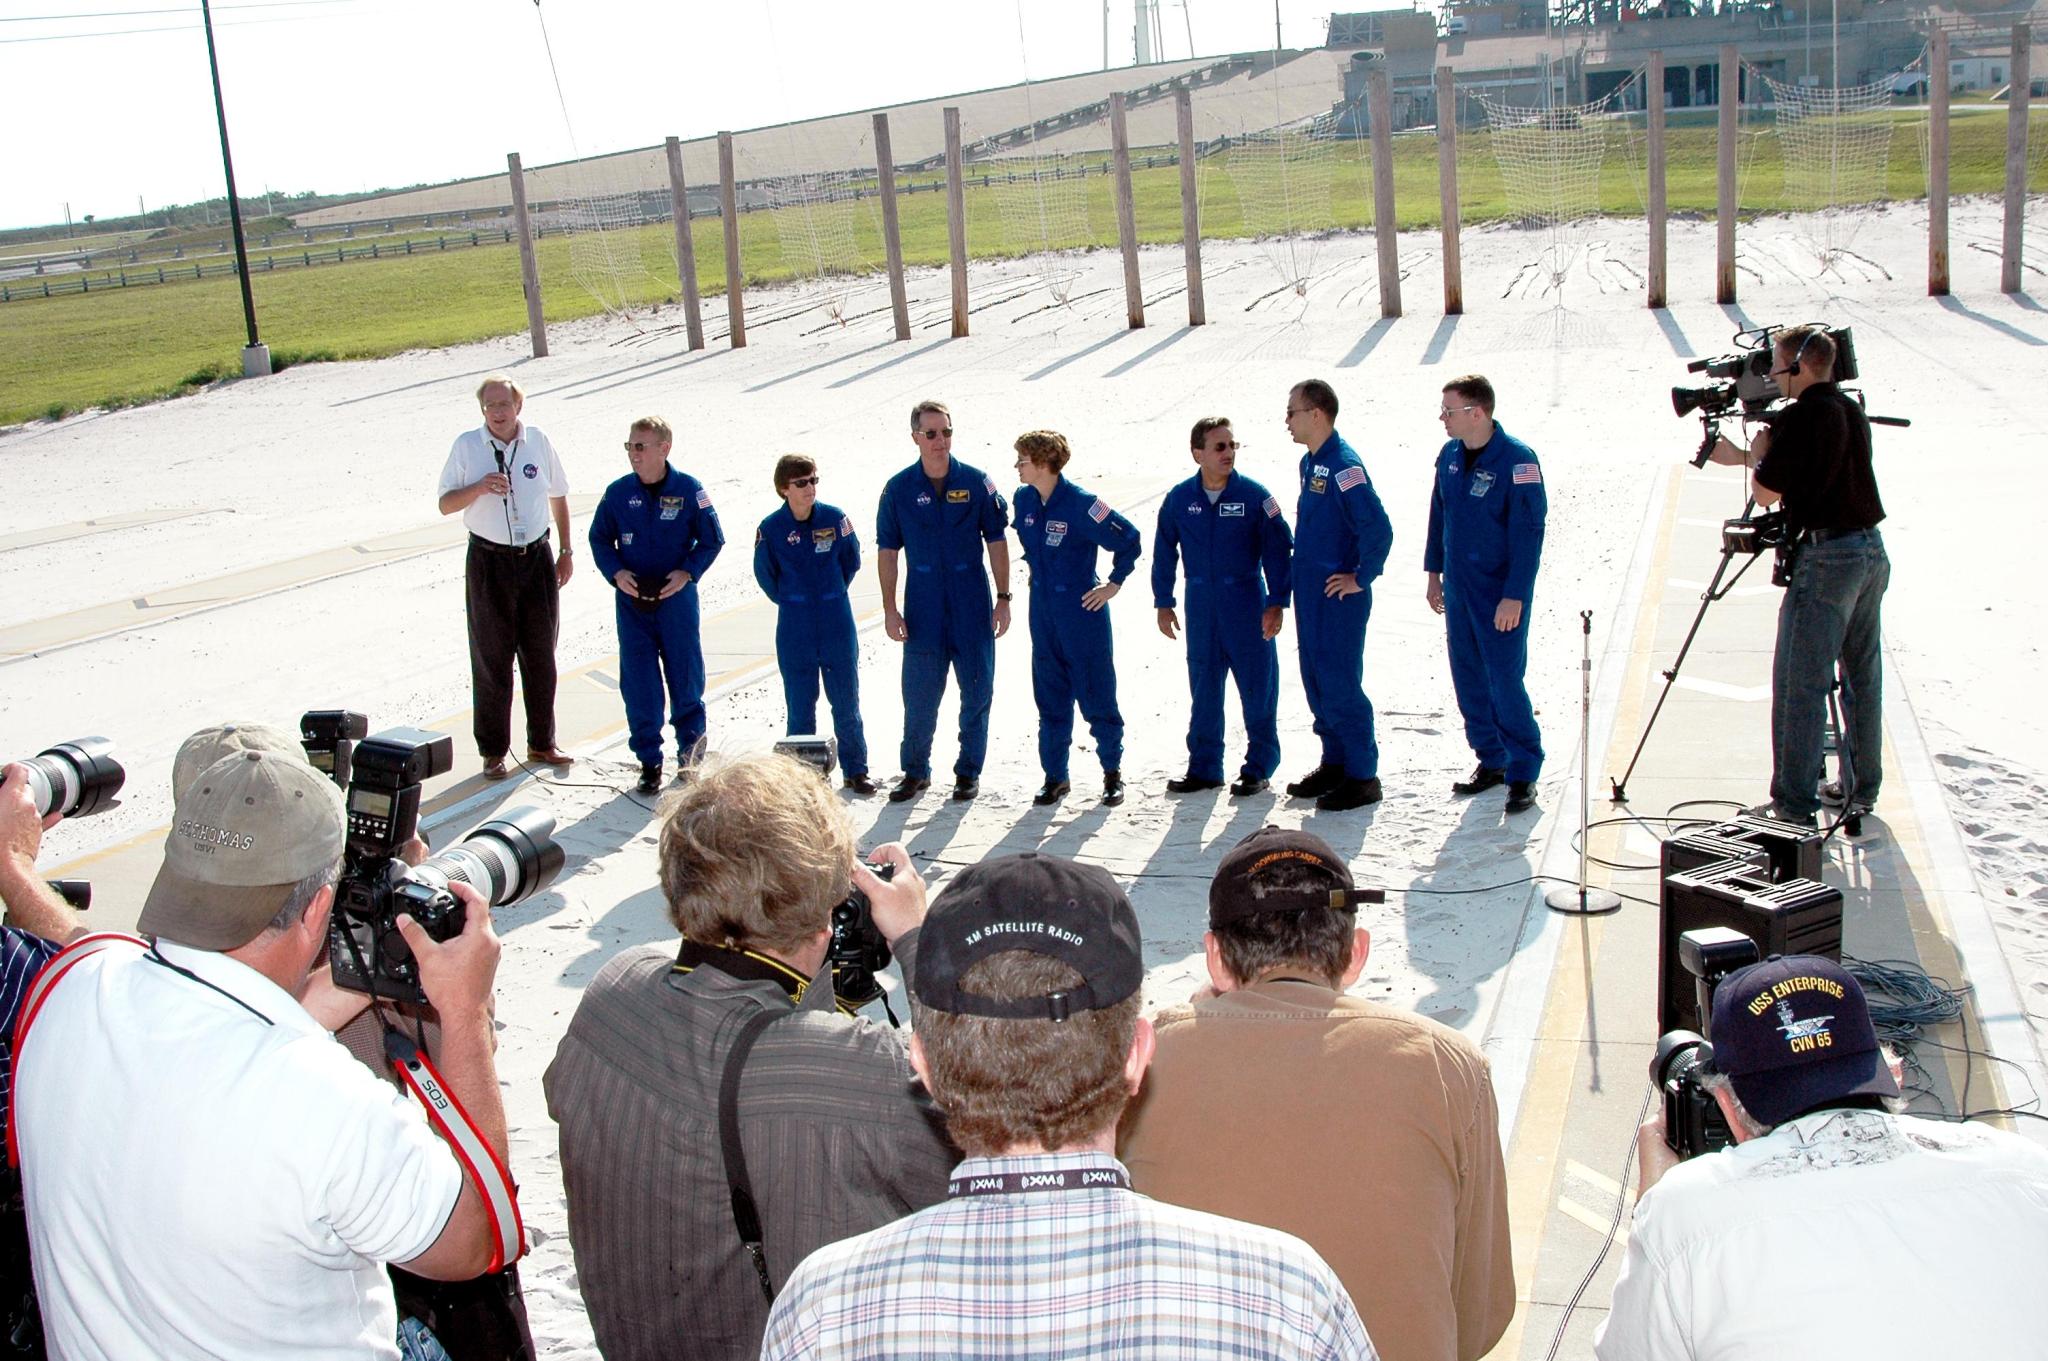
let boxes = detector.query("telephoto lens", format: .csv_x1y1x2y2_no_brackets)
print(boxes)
17,738,125,820
411,806,567,909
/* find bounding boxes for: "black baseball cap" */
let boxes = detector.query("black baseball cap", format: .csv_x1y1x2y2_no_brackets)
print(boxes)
912,852,1143,1022
1709,954,1898,1126
1209,826,1383,928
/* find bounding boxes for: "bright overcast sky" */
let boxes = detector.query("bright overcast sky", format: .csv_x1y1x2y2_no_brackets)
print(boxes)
0,0,1359,230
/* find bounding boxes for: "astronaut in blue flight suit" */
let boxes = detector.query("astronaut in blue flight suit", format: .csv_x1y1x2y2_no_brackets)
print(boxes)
588,416,725,796
1425,376,1546,815
1283,379,1395,813
1011,430,1143,808
1152,416,1294,799
874,400,1013,804
753,454,875,796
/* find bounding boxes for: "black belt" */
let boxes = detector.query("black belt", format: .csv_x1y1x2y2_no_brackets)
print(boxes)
469,531,551,557
1803,526,1876,544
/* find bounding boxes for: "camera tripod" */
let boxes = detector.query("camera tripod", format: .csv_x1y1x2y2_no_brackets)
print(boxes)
1610,496,1774,806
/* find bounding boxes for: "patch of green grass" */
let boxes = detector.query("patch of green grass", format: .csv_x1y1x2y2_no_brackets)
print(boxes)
3,108,2041,426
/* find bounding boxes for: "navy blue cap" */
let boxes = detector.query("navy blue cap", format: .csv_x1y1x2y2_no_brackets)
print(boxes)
1709,954,1898,1126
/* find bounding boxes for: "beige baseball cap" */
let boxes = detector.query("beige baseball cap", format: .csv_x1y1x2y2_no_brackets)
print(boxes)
140,750,346,950
171,720,304,802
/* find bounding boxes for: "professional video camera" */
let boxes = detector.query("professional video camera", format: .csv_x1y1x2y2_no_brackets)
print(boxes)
1670,322,1862,466
328,726,565,1003
1651,926,1762,1160
828,860,895,1011
12,737,124,822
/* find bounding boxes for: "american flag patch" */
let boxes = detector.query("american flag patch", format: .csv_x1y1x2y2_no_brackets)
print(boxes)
1088,498,1110,523
1263,496,1282,519
696,489,714,508
1335,466,1365,493
839,515,854,537
983,474,998,496
1513,463,1542,485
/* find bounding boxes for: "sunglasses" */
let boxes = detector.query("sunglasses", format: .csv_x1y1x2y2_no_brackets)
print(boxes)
917,428,954,440
1437,405,1475,418
786,475,821,488
1207,440,1242,451
624,439,661,452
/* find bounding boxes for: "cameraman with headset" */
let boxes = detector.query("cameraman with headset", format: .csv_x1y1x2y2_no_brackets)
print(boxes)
1597,955,2048,1357
543,751,956,1361
1708,325,1887,826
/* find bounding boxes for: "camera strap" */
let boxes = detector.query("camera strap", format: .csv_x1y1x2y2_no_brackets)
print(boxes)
718,1005,784,1303
383,1031,525,1273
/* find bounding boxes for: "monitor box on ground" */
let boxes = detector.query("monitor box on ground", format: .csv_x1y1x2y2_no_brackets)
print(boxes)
1657,858,1843,1033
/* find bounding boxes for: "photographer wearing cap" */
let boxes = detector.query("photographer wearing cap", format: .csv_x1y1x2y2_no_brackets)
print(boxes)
1120,827,1511,1361
543,752,954,1361
1597,955,2048,1358
762,851,1374,1361
13,750,512,1360
1708,326,1888,826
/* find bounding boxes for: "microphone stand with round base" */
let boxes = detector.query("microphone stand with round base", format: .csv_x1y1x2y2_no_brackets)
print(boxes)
1549,609,1622,917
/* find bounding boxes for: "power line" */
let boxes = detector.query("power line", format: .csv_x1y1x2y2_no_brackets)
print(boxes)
0,14,306,42
1,0,353,20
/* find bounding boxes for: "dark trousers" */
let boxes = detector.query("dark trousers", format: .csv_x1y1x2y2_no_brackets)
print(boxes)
465,536,559,759
1771,529,1888,818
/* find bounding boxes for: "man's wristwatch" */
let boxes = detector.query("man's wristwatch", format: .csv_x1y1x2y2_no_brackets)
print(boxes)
997,592,1013,601
559,546,573,556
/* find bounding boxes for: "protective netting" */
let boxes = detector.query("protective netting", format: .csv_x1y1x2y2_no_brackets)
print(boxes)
747,133,887,329
1477,78,1634,295
1219,108,1364,304
1759,70,1899,271
553,165,668,317
984,136,1101,305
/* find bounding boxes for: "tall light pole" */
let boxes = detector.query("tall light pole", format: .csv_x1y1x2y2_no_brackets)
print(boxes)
200,0,270,377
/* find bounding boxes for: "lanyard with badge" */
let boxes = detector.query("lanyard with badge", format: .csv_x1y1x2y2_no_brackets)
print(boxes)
490,437,526,546
7,932,527,1272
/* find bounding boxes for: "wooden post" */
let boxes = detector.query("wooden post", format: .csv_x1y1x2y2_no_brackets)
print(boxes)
1110,94,1145,330
1648,51,1668,308
2001,23,2031,295
1435,65,1462,315
1716,45,1739,304
717,132,745,347
664,135,705,350
944,107,969,338
1929,29,1950,296
873,113,912,342
1176,87,1205,326
1367,65,1402,318
506,152,547,359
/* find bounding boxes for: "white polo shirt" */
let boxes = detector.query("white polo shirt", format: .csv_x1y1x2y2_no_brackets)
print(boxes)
438,421,570,547
16,938,465,1361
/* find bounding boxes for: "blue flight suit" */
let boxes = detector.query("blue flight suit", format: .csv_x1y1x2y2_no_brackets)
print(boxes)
1151,472,1294,784
753,500,869,780
1014,478,1143,784
1424,422,1547,782
875,459,1009,782
1294,431,1395,781
589,466,724,768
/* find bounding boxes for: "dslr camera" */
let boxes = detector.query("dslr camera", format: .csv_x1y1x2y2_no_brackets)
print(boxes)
325,725,565,1003
1650,926,1761,1160
828,860,895,1011
4,737,125,911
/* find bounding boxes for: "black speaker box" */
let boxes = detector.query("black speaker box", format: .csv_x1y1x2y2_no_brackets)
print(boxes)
1657,858,1843,1033
1686,814,1824,884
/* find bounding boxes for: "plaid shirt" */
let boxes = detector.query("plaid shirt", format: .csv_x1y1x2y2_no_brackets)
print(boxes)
762,1151,1377,1360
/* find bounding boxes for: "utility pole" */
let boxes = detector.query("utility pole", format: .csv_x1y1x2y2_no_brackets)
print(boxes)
200,0,270,377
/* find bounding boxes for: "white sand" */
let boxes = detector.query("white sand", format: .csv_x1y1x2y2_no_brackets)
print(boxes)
3,197,2045,1354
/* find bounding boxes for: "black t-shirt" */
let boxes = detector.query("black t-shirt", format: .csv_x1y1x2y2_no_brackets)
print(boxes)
1753,382,1885,533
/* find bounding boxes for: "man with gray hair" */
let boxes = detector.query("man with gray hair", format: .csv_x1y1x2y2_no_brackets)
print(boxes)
438,373,576,780
14,750,513,1360
1598,954,2048,1357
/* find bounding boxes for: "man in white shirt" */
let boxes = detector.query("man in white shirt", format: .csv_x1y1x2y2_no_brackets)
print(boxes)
14,750,514,1361
438,374,575,779
1597,954,2048,1359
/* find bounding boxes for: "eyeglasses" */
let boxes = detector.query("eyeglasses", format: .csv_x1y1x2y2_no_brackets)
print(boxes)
1283,407,1309,419
786,475,820,488
917,427,953,441
1206,440,1243,451
623,439,661,452
1437,405,1475,419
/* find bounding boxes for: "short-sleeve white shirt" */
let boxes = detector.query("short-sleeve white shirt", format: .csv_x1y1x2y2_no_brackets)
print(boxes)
439,421,570,547
16,938,465,1361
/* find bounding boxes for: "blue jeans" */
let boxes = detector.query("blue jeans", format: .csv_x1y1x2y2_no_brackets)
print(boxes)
1771,528,1888,819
